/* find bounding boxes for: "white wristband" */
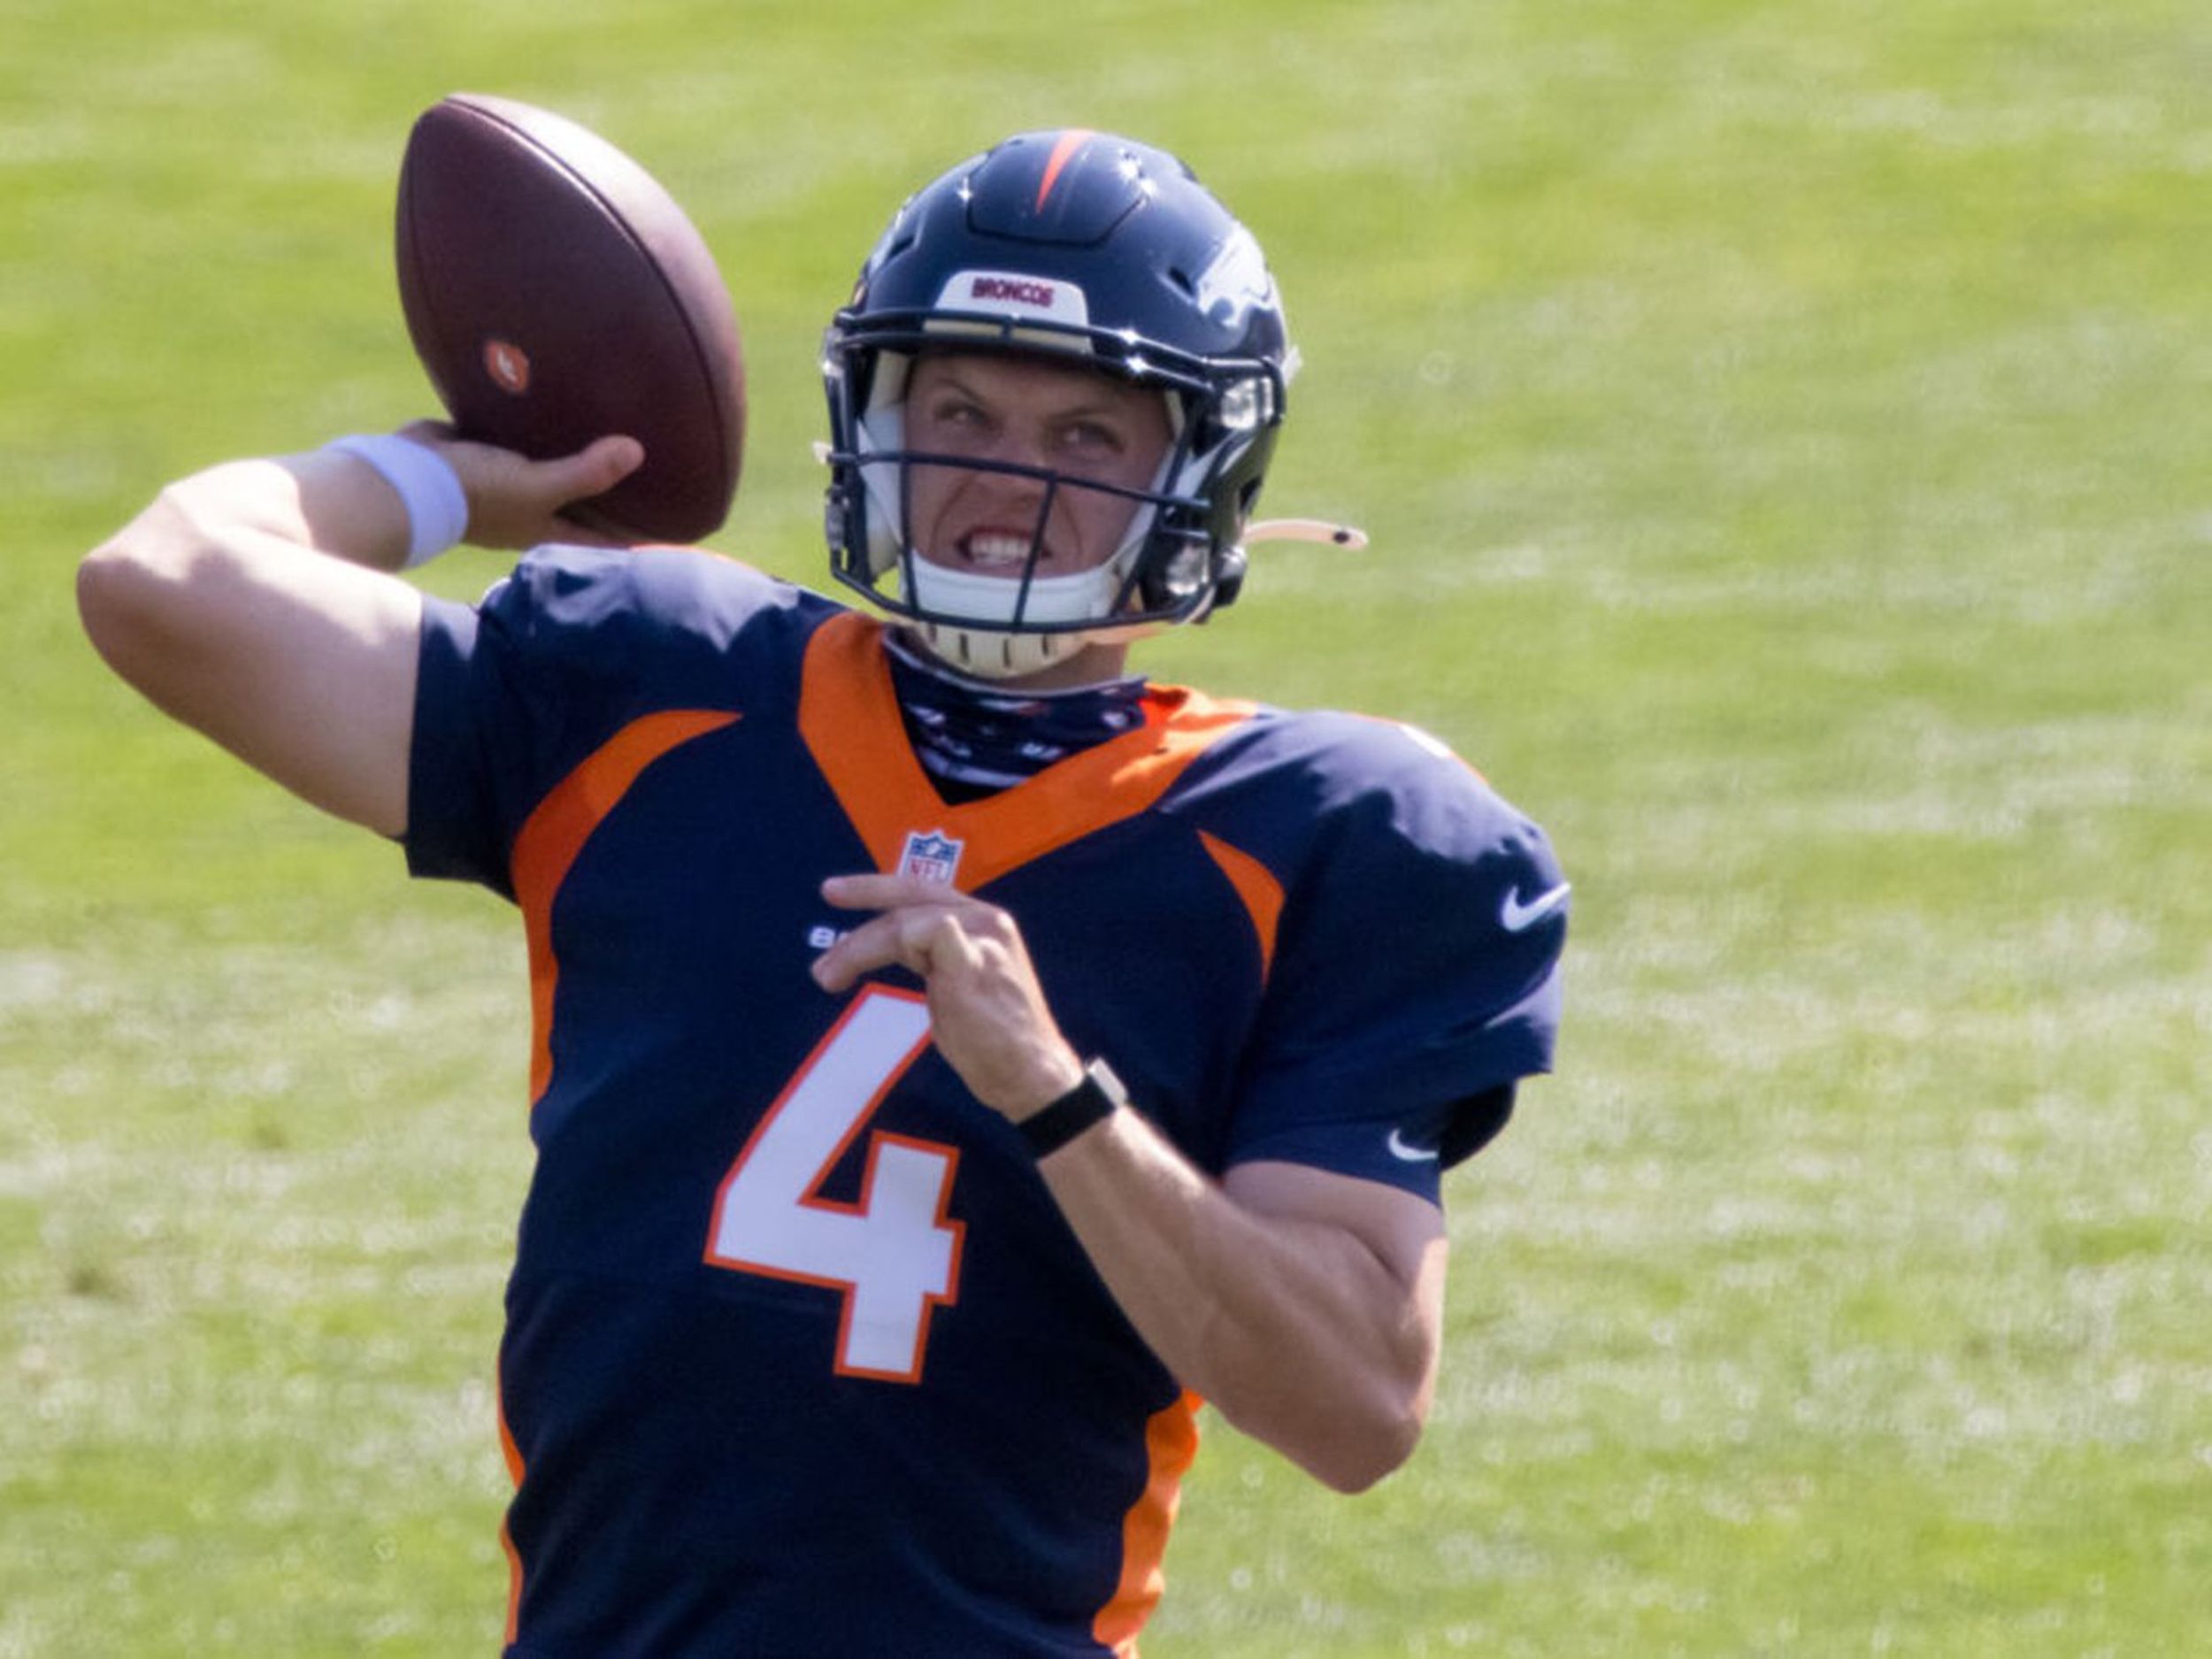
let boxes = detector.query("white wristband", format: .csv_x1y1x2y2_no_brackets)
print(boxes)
326,434,470,568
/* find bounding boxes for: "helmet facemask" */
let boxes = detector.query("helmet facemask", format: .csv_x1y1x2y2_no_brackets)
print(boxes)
831,344,1242,679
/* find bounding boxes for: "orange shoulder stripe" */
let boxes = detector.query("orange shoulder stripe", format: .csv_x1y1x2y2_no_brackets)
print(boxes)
1195,830,1283,985
509,708,740,1105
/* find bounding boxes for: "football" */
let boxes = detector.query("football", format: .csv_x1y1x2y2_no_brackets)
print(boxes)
394,93,746,543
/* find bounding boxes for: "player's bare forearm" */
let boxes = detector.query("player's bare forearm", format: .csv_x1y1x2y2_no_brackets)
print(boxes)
1038,1117,1447,1493
813,872,1447,1493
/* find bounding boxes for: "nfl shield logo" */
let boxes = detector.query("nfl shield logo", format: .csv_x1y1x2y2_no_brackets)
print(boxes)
897,829,965,887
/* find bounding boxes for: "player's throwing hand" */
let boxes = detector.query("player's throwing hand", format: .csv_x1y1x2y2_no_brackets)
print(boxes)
812,873,1085,1122
392,421,644,550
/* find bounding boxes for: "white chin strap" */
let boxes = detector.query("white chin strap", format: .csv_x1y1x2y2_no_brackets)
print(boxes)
910,618,1090,680
903,550,1142,678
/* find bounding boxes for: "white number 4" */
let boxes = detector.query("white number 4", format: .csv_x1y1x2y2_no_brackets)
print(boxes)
704,986,964,1383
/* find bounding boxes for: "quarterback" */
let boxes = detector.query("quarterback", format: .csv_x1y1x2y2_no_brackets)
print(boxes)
79,131,1567,1655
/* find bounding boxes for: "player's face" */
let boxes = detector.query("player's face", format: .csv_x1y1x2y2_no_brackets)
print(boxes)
902,352,1173,577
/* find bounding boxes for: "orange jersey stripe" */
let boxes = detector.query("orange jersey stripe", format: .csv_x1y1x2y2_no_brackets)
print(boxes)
1195,830,1284,984
1093,1391,1203,1653
796,611,1255,890
509,708,740,1104
495,1379,526,1645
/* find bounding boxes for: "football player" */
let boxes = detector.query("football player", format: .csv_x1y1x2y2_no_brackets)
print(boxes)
79,130,1567,1655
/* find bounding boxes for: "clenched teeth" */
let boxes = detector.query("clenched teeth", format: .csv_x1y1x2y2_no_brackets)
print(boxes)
963,533,1037,568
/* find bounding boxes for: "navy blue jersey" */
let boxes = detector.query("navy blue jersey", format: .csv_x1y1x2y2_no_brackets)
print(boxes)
405,545,1566,1657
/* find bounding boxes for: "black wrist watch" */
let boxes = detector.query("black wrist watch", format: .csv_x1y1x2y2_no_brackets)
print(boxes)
1018,1057,1128,1159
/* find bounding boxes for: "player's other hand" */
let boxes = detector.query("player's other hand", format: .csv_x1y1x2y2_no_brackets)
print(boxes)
812,874,1085,1122
396,420,644,549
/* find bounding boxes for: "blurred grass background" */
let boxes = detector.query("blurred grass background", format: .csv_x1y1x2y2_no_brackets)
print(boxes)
4,0,2208,1653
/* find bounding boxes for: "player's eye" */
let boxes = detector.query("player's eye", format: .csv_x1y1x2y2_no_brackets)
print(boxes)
1058,420,1122,456
929,397,988,430
926,401,1006,459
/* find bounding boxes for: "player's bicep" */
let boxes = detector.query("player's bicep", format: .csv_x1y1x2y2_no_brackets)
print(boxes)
1224,1158,1448,1308
79,480,423,836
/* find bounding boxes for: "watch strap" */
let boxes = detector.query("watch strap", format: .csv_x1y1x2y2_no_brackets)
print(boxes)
1018,1058,1125,1158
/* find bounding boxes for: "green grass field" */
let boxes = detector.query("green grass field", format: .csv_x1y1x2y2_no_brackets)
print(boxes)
5,1,2208,1653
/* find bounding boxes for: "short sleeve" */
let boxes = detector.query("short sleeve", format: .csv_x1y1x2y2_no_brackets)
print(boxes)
1221,720,1567,1200
406,590,503,888
403,543,807,900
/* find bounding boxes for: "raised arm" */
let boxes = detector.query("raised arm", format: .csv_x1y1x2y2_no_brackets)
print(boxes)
76,428,640,835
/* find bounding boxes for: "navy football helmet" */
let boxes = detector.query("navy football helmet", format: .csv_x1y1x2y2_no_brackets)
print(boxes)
821,129,1293,677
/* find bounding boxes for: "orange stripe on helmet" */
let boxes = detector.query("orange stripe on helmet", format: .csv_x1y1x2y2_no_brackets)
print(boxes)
1035,127,1100,211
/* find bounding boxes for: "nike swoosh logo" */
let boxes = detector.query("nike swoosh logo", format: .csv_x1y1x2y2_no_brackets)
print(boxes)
1386,1129,1440,1163
1500,880,1572,933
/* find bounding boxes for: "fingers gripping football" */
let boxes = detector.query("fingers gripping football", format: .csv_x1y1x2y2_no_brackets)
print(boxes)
396,421,644,549
813,875,1085,1120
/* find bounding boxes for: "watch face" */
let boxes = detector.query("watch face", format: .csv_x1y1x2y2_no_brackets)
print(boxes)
1086,1057,1129,1109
